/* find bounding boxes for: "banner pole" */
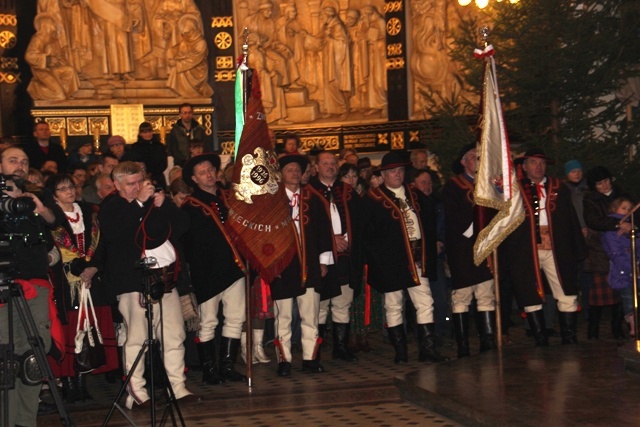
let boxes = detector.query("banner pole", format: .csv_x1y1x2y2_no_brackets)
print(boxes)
493,249,502,349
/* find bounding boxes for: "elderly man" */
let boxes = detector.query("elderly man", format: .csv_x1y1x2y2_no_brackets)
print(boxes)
364,152,446,364
99,161,198,410
502,148,586,346
270,154,334,376
443,144,496,357
309,151,362,363
180,153,247,384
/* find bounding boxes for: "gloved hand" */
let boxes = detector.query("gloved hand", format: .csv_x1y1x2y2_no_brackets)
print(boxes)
180,293,200,332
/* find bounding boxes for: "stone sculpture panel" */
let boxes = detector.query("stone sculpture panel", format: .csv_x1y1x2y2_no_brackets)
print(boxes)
27,0,213,106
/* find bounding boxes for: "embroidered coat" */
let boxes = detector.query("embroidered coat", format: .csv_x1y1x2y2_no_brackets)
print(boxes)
442,174,493,290
501,176,586,307
363,184,437,293
269,185,335,300
181,187,245,305
308,178,366,299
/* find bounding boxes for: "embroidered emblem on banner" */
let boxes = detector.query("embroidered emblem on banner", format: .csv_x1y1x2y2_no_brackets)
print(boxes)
233,147,281,204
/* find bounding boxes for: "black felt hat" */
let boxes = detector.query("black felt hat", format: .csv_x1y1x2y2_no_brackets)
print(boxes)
378,152,410,171
514,147,555,165
452,143,477,174
586,166,613,190
182,153,221,188
278,154,309,172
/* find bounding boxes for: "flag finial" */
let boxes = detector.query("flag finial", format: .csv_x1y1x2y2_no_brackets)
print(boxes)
479,26,491,47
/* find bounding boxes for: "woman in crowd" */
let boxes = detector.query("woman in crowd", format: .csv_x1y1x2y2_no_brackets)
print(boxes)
46,174,118,402
338,162,383,352
582,166,629,340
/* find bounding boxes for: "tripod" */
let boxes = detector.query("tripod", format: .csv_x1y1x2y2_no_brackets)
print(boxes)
0,281,74,426
102,258,185,427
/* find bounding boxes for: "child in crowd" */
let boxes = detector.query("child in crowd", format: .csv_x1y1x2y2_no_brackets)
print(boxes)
601,197,637,336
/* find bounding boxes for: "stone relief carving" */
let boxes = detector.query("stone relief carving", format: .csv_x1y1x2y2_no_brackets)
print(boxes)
237,0,389,125
409,0,476,118
28,0,213,105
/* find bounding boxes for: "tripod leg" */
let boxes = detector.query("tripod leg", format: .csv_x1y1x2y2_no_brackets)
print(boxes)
101,340,149,426
151,340,186,427
13,286,74,426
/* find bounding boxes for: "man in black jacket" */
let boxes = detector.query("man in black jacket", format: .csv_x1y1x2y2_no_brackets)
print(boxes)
364,152,446,365
99,161,198,410
181,154,247,384
23,121,68,172
443,144,496,357
270,154,334,376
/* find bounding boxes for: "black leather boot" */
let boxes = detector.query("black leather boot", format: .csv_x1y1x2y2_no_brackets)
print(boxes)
611,303,626,340
526,310,549,346
303,336,325,373
197,340,224,385
477,311,497,353
386,325,408,364
317,323,326,362
61,376,78,403
219,337,247,382
332,322,358,362
559,311,578,344
76,372,93,401
417,323,448,363
452,313,471,358
587,305,602,340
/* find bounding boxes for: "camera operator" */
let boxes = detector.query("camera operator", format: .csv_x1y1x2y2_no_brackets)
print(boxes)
0,147,58,427
98,161,198,410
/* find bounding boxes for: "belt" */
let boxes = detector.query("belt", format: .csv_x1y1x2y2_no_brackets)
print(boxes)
149,262,176,293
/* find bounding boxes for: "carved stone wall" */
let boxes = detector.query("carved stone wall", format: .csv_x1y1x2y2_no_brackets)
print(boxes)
4,0,481,155
26,0,214,107
234,0,390,127
407,0,478,119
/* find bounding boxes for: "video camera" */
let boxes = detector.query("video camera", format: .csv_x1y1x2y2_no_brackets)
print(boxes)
0,174,36,217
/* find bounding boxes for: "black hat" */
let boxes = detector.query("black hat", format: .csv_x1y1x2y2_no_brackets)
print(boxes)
586,166,613,190
452,143,477,174
278,154,309,172
378,151,410,171
357,157,372,170
514,147,555,165
183,153,221,188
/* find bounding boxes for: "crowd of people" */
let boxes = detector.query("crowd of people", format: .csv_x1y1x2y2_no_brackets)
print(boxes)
0,105,637,425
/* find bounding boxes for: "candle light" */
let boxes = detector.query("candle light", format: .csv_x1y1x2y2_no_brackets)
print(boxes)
59,127,67,151
93,124,101,153
160,125,166,144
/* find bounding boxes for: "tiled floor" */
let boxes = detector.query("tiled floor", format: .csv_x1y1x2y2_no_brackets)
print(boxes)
40,330,462,426
40,312,632,426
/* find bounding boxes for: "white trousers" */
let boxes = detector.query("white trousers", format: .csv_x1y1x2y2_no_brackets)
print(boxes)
197,277,246,342
118,289,190,408
318,284,353,324
274,288,321,362
384,266,434,327
451,279,495,313
524,249,578,313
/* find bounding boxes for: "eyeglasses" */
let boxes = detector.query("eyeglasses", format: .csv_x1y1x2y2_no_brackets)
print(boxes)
56,185,76,192
109,142,124,147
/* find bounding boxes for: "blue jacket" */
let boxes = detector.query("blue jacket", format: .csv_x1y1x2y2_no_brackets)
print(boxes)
601,213,633,290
